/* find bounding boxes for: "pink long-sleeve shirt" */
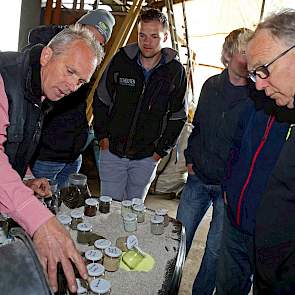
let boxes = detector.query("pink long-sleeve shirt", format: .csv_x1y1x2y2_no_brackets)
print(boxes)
0,75,53,236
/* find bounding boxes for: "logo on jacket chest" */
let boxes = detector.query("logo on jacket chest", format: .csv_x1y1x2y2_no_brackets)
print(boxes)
119,77,136,87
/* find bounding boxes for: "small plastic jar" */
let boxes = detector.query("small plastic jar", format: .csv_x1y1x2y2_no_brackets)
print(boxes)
89,278,111,295
150,215,165,235
103,246,122,272
132,198,144,206
94,239,112,253
123,213,137,232
77,222,92,244
84,198,99,217
122,247,146,269
121,200,132,217
99,196,112,214
87,263,105,282
132,204,145,223
116,235,138,252
76,278,88,294
85,249,103,264
70,209,84,230
56,214,72,230
155,208,169,227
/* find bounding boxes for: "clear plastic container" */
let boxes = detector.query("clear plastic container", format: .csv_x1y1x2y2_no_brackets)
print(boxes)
122,246,146,269
84,198,99,217
155,208,169,227
87,263,105,282
77,222,92,244
70,209,84,230
150,214,165,235
99,196,112,214
85,249,103,264
56,214,72,230
132,204,145,223
121,200,132,217
94,239,112,253
89,278,111,295
60,173,91,209
132,198,144,206
116,235,138,252
123,213,137,232
103,246,122,272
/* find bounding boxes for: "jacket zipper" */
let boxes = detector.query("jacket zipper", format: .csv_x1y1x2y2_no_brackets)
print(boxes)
236,114,275,226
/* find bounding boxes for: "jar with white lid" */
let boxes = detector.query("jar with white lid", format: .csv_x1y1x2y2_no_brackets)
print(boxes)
94,239,112,253
132,204,145,223
155,208,169,227
56,214,72,230
132,198,144,206
150,215,165,235
84,198,99,217
76,278,88,294
70,209,84,230
99,196,112,214
116,235,138,252
103,246,122,272
85,249,103,264
123,213,137,232
77,222,92,244
121,200,132,217
89,278,111,295
87,263,105,282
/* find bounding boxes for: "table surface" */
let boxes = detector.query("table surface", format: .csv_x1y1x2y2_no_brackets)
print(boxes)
60,201,184,295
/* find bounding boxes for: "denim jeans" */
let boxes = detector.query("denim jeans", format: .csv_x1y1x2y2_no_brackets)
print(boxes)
215,212,254,295
31,155,82,189
176,174,224,295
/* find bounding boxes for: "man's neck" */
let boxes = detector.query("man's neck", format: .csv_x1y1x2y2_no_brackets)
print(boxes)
140,52,162,71
228,68,248,86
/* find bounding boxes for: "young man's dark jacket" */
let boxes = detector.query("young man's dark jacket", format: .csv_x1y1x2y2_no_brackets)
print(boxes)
184,69,250,185
93,43,187,159
0,45,52,178
23,25,89,163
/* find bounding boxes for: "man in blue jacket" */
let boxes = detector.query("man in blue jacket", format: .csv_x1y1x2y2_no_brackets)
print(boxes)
215,9,295,295
176,28,253,295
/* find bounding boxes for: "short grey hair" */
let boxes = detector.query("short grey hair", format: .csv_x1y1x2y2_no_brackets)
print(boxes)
221,28,253,67
254,9,295,47
47,23,104,66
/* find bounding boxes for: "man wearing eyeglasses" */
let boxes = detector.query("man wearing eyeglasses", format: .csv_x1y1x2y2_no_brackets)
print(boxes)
215,9,295,295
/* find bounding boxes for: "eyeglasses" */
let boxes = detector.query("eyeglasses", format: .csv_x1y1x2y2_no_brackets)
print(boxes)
248,44,295,82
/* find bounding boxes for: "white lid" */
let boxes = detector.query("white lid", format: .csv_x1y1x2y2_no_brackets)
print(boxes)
151,214,164,224
70,209,84,219
155,208,168,216
85,249,103,262
68,173,87,186
126,235,138,249
132,198,144,205
90,278,111,294
76,278,87,294
123,212,137,222
56,214,71,225
132,204,145,212
85,198,99,206
94,239,111,250
87,263,105,277
77,222,92,232
99,195,112,203
121,200,132,207
104,246,122,258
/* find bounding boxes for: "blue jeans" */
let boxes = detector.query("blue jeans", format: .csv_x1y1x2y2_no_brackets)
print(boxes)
176,174,224,295
215,212,254,295
31,155,82,189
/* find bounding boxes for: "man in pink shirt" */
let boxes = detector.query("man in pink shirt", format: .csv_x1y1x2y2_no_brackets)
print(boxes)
0,24,103,292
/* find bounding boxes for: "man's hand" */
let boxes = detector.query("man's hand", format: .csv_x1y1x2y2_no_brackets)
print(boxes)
187,163,195,175
152,152,161,162
99,138,109,150
33,217,87,293
25,178,51,198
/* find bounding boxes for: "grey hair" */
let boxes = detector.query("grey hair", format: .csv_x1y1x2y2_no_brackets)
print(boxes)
47,23,104,66
254,9,295,47
221,28,254,67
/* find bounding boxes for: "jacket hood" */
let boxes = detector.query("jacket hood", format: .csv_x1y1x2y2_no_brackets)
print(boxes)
122,43,178,64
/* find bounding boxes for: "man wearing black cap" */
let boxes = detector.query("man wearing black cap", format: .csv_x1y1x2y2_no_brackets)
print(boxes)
23,9,115,188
